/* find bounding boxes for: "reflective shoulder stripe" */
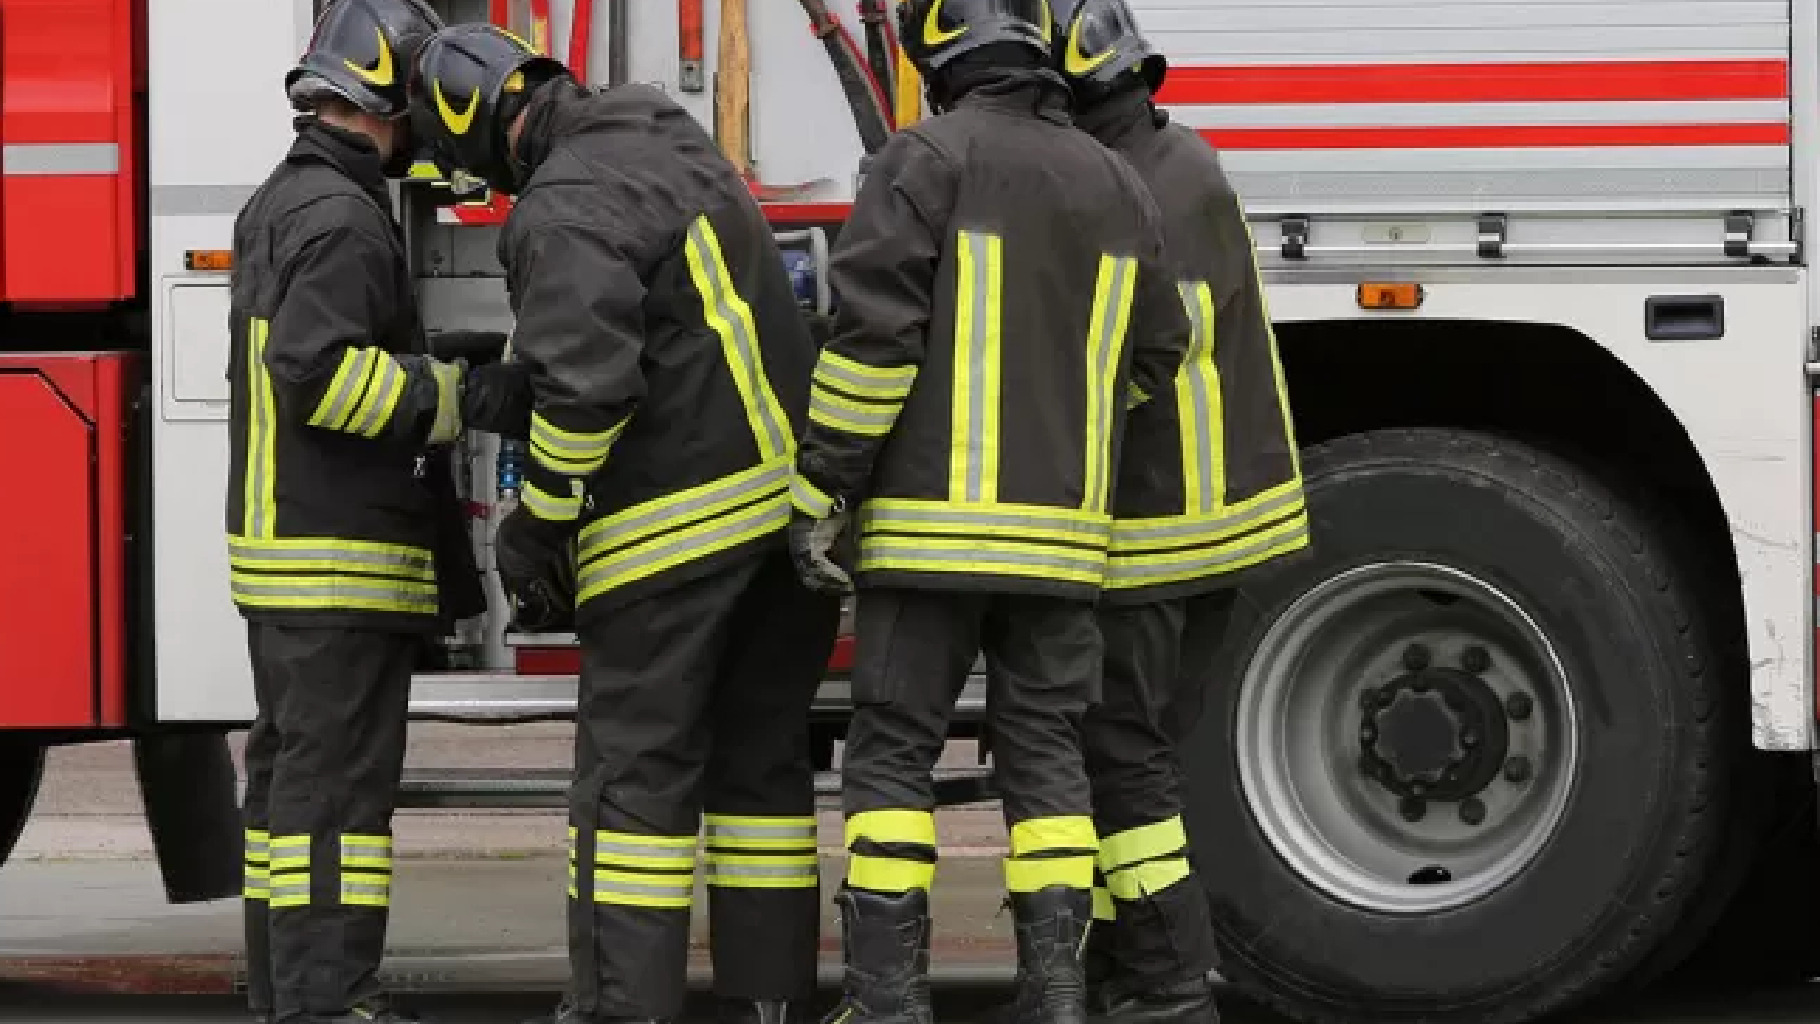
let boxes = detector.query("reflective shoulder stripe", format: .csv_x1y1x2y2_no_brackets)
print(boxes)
530,412,627,477
1174,281,1225,515
1082,254,1138,514
683,215,793,462
948,230,1004,505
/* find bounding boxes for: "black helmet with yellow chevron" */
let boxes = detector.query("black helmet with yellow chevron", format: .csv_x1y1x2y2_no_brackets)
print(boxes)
1048,0,1166,100
897,0,1053,74
409,23,569,195
286,0,444,118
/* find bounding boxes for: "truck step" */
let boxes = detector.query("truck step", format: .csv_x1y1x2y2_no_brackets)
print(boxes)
397,767,997,809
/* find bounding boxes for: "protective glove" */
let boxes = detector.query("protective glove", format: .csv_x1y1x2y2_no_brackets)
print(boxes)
461,362,533,437
787,509,854,596
494,503,578,633
427,329,511,367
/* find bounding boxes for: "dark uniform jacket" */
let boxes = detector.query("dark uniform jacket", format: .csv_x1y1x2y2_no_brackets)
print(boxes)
790,69,1191,602
500,81,816,617
1080,92,1310,605
226,120,479,631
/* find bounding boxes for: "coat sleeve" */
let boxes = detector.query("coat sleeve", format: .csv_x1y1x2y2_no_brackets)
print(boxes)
500,217,648,525
1121,186,1191,409
264,210,460,449
790,132,957,518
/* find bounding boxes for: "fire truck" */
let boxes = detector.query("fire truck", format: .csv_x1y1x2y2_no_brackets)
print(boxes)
0,0,1815,1020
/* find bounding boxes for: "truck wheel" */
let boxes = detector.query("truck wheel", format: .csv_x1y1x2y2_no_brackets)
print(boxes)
1181,428,1731,1024
0,738,47,869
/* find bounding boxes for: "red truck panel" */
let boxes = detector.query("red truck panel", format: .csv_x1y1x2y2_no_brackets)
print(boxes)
0,353,134,728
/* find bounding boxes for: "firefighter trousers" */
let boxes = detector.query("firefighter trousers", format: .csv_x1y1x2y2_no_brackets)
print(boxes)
1083,591,1237,989
566,549,840,1020
239,624,417,1023
840,588,1101,903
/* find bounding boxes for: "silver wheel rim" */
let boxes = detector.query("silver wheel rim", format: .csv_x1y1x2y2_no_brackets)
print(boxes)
1235,561,1579,914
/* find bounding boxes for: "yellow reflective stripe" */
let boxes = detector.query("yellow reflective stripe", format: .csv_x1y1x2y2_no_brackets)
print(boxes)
1127,383,1150,409
269,835,311,908
227,536,435,581
1010,816,1097,857
340,870,392,907
244,828,272,899
790,473,835,518
308,347,377,430
1092,885,1116,921
1005,854,1095,892
1098,817,1187,872
809,384,901,437
245,828,270,857
847,854,935,894
426,358,462,446
703,814,818,850
1082,254,1137,514
948,230,1003,504
1174,282,1225,514
339,834,393,870
703,852,820,888
592,830,697,871
245,318,278,538
575,458,789,602
1105,512,1311,590
860,499,1108,545
229,570,439,615
522,478,583,521
814,350,916,398
858,535,1105,586
530,412,627,476
343,349,409,439
1105,857,1192,901
684,216,793,460
845,809,937,849
592,868,695,909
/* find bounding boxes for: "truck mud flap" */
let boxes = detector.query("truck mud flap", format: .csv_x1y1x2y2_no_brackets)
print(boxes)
133,732,240,903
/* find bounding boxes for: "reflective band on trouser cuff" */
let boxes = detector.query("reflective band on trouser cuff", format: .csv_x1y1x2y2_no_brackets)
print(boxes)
1098,817,1188,873
575,458,789,603
531,412,627,477
703,815,819,890
244,828,270,901
704,852,820,889
1173,281,1225,515
684,215,793,460
948,231,1004,504
243,318,278,539
1105,509,1311,592
340,834,392,908
522,478,583,521
1081,254,1138,515
573,826,697,909
705,814,818,850
848,854,935,894
307,346,408,438
1008,815,1098,889
790,473,835,518
1093,885,1115,921
269,836,312,909
845,809,938,893
1105,857,1192,901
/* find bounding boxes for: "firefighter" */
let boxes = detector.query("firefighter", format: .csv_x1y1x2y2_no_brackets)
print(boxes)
783,1,1192,1021
1047,2,1313,1021
407,26,837,1024
230,2,525,1022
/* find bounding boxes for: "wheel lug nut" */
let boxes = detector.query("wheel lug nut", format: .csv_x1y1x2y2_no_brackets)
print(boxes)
1400,797,1427,822
1360,723,1378,745
1459,798,1486,826
1505,692,1534,721
1503,756,1533,783
1461,645,1490,673
1402,644,1431,670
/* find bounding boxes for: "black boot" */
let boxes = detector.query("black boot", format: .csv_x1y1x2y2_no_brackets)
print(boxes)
1091,976,1218,1024
718,999,801,1024
520,1002,668,1024
999,887,1094,1024
819,887,934,1024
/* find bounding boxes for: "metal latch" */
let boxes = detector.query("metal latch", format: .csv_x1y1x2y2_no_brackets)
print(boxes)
1724,211,1754,260
1476,214,1507,259
1279,215,1309,261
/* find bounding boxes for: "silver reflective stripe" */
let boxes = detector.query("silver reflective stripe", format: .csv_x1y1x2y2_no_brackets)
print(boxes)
809,388,898,433
864,504,1105,540
348,354,404,437
340,841,391,862
688,218,791,460
581,461,789,553
706,861,819,880
1111,488,1304,548
1176,283,1218,514
341,880,391,897
314,349,376,431
1085,257,1134,511
958,231,994,503
245,838,270,859
593,877,695,900
862,542,1104,574
704,820,817,841
247,320,273,539
789,476,833,518
231,577,437,606
597,839,698,861
531,414,623,472
228,540,434,576
579,493,786,592
1108,519,1311,584
269,880,311,902
4,143,119,176
813,356,914,397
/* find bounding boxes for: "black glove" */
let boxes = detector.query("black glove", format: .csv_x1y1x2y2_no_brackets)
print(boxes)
786,510,854,596
427,330,511,366
494,503,577,633
461,362,533,437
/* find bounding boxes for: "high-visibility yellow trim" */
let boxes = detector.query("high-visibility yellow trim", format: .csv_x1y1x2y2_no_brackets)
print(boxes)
229,570,438,615
1081,254,1137,514
340,870,392,907
809,382,904,437
1175,281,1226,514
845,808,937,849
1106,512,1311,590
947,231,1003,505
684,215,793,461
813,350,917,399
244,828,272,899
1005,854,1095,893
592,829,698,871
228,536,435,580
860,499,1109,546
1099,817,1187,872
244,318,278,539
848,854,935,894
426,358,462,445
703,851,820,889
1092,885,1116,921
339,834,393,870
859,534,1105,586
1105,857,1192,901
530,412,628,476
703,814,819,850
790,473,836,518
1010,816,1098,857
592,868,696,909
522,478,583,521
342,349,408,439
308,347,375,430
269,835,312,909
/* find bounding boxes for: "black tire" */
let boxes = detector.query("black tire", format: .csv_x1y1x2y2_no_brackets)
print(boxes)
1182,428,1734,1024
0,738,47,869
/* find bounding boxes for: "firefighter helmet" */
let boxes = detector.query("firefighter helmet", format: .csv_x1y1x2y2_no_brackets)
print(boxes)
897,0,1053,74
285,0,445,118
1048,0,1167,98
408,23,568,194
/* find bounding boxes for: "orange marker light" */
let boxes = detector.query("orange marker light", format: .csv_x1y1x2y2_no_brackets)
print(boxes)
184,250,232,272
1357,282,1423,309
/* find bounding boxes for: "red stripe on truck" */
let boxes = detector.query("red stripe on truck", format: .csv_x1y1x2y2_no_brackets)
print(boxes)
1159,59,1790,106
1199,122,1791,150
